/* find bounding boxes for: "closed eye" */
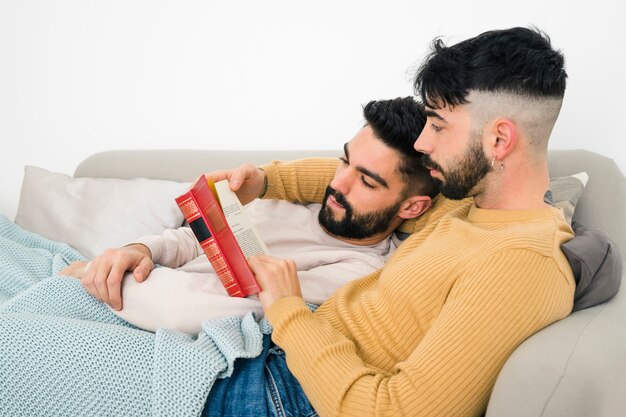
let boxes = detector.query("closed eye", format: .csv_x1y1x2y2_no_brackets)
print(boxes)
431,123,443,133
361,176,375,189
339,156,348,164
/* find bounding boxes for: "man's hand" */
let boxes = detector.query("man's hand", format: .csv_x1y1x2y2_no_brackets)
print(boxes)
79,244,154,311
205,163,267,205
248,255,302,311
60,260,90,278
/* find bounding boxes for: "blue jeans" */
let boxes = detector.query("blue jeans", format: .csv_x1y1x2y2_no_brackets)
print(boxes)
202,334,318,417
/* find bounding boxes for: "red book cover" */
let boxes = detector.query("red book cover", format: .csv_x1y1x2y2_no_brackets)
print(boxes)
175,175,261,297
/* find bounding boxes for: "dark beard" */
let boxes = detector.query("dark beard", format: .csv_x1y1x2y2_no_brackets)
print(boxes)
422,139,492,200
318,186,402,240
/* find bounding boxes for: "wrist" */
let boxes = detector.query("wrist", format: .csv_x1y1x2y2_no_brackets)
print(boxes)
257,168,269,199
126,243,152,259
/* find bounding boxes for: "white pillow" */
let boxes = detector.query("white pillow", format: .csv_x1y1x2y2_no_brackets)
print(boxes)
14,165,190,258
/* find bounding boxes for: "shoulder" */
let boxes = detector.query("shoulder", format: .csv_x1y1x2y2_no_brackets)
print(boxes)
397,196,472,235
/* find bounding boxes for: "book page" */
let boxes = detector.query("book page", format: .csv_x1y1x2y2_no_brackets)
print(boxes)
214,180,270,258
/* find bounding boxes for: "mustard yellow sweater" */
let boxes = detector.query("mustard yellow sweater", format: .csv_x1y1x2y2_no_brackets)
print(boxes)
262,158,575,417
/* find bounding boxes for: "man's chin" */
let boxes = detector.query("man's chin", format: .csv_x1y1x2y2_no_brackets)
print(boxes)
327,211,346,223
439,185,472,200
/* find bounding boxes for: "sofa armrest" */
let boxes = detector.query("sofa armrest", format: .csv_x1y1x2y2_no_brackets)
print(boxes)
486,266,626,417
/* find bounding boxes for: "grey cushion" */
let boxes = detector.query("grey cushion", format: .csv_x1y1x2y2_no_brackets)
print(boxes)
565,222,622,312
548,172,588,225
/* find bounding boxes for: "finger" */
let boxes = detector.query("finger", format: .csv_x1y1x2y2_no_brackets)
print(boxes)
59,261,75,276
81,258,99,297
228,163,258,191
247,255,261,272
133,258,153,283
107,263,127,310
93,260,113,306
226,168,246,191
250,254,279,264
58,265,73,276
206,169,229,183
80,275,98,299
285,259,297,276
248,255,273,272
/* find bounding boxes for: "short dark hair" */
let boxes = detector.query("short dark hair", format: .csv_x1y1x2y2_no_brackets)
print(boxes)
363,97,438,198
413,26,567,108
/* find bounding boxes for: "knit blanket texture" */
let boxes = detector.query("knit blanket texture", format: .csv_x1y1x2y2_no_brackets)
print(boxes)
0,214,268,417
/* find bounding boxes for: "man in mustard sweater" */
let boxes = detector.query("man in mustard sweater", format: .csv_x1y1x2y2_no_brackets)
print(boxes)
204,27,575,416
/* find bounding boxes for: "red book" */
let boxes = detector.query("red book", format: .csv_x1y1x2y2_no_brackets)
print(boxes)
175,175,261,297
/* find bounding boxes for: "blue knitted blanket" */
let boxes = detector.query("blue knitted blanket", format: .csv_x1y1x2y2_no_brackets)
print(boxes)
0,215,267,417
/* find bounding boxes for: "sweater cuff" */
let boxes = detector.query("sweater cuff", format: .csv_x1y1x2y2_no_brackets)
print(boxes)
265,296,311,330
258,163,281,200
132,236,162,263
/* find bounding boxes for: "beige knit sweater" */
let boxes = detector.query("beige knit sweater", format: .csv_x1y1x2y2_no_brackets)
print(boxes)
262,158,575,417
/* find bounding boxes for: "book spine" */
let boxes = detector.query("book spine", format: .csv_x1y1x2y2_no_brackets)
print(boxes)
175,192,245,297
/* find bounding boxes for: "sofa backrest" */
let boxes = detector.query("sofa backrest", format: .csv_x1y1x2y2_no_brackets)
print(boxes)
75,148,626,258
548,149,626,259
74,149,340,182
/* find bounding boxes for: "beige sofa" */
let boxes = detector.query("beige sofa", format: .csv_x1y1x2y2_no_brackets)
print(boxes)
74,148,626,417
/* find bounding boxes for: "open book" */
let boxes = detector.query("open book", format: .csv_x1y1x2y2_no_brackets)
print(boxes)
175,175,269,297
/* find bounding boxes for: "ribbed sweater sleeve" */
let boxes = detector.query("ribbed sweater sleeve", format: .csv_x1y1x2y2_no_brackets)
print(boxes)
260,157,338,203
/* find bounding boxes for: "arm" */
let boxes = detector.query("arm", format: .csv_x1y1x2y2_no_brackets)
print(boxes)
207,158,339,205
65,226,201,310
261,157,339,204
263,250,574,417
109,267,265,334
134,226,203,268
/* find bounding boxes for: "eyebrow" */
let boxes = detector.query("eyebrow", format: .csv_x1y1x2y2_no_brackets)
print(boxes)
343,142,389,188
424,109,447,123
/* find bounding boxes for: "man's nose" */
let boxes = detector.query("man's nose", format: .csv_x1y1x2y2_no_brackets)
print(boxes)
329,168,353,195
414,130,433,154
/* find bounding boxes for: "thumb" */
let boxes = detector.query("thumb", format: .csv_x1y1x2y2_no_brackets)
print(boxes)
133,258,153,282
228,163,258,191
228,171,244,191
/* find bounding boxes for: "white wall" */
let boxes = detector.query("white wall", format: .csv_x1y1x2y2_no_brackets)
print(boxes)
1,0,624,220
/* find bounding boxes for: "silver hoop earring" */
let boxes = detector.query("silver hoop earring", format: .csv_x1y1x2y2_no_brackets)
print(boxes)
491,157,504,171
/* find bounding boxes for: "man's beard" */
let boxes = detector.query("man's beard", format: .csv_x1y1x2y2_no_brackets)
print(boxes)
318,186,402,240
422,135,492,200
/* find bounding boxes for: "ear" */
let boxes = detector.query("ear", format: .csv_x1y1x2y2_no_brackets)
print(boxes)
398,195,432,219
487,118,517,159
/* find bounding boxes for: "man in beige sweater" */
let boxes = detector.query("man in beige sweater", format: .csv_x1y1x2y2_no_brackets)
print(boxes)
66,97,438,334
199,27,575,417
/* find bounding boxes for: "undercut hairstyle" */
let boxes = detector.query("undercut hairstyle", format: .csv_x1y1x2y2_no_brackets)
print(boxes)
363,97,439,198
413,26,567,148
414,26,567,107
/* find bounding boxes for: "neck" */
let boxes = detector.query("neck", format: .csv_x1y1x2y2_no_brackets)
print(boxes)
333,232,389,246
473,154,552,210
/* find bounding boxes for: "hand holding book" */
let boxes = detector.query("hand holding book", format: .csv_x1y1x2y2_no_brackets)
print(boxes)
175,174,269,297
247,255,303,312
203,163,268,205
